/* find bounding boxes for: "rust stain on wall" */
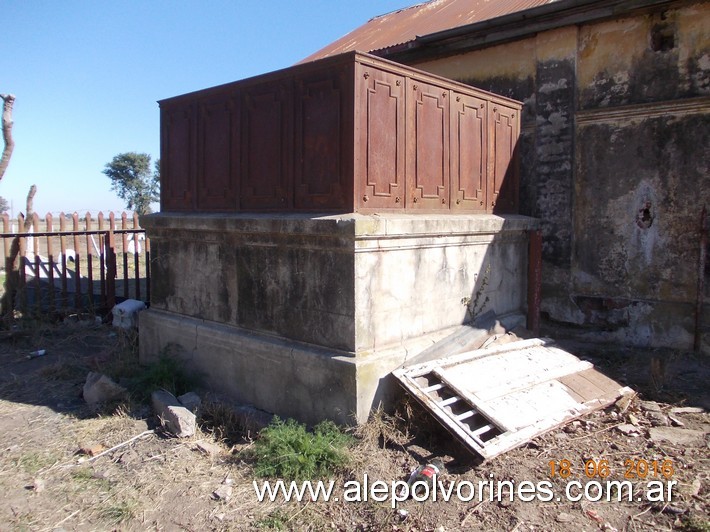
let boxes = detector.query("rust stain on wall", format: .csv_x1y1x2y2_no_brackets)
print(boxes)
390,1,710,349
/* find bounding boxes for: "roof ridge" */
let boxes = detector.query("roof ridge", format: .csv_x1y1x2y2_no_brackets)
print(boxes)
368,0,444,22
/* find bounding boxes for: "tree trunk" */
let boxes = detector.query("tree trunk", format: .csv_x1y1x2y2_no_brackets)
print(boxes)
0,93,15,182
1,185,36,318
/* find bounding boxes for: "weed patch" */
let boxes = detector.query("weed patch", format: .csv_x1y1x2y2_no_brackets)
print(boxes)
255,509,290,530
247,418,352,481
199,399,245,444
16,451,57,474
128,354,195,402
99,500,137,524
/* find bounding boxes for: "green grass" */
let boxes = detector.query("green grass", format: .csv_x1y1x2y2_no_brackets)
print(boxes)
99,338,197,404
127,352,197,402
99,500,137,524
16,451,57,474
681,517,710,532
247,417,353,481
255,509,290,530
70,467,111,492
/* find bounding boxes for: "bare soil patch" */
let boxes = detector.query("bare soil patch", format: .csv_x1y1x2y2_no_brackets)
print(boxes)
0,321,708,531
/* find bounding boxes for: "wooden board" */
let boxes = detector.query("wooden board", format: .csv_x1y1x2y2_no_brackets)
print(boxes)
393,338,632,461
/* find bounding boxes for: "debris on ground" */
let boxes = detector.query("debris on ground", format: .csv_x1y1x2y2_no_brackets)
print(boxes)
82,372,128,405
194,440,222,457
394,337,632,460
152,389,196,438
177,391,202,414
0,321,708,530
111,298,146,329
212,476,234,502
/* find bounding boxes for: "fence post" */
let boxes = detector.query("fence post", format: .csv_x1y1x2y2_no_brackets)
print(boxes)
72,213,81,309
32,213,41,314
132,212,141,300
85,212,94,311
46,213,56,312
106,212,116,310
98,212,106,308
59,213,69,309
121,212,129,299
17,213,27,315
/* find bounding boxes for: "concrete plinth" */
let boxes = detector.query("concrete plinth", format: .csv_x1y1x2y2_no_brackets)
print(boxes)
139,213,538,424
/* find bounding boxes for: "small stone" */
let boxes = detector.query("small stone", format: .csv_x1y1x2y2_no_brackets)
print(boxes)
564,421,581,434
640,401,662,412
648,427,708,447
215,513,225,522
152,390,196,438
556,512,574,523
669,406,705,415
617,424,641,436
615,393,634,413
648,411,670,427
212,484,233,501
178,392,202,414
683,478,701,497
657,503,685,515
628,413,640,425
118,449,140,466
83,372,127,405
195,440,221,457
668,414,685,427
32,478,46,492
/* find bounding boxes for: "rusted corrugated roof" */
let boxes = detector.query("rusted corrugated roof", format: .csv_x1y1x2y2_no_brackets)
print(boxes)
301,0,559,63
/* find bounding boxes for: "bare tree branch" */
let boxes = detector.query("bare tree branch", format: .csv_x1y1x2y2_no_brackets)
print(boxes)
23,184,36,231
0,93,16,182
1,184,37,318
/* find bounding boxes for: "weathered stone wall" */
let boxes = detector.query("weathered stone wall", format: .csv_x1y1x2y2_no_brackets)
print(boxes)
140,212,537,423
412,2,710,349
144,213,535,354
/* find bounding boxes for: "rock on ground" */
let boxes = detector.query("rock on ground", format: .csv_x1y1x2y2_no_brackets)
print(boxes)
177,392,202,414
648,427,708,447
83,372,128,405
152,390,196,438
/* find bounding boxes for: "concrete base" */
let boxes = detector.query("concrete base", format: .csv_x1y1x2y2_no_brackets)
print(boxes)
139,308,468,425
139,212,539,424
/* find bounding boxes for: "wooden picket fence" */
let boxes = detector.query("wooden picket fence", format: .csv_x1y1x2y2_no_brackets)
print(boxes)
0,211,150,317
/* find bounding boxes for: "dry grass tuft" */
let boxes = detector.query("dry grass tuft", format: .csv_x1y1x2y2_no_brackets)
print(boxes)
199,399,246,445
353,404,411,449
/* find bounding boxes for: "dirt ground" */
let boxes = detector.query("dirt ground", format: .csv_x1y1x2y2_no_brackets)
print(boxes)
0,320,708,531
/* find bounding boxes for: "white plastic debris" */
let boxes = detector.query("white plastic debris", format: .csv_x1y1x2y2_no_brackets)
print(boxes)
112,299,146,329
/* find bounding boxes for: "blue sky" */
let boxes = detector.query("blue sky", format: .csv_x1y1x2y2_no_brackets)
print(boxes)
1,1,409,216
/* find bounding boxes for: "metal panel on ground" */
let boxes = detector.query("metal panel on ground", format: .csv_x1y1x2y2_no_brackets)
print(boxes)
393,338,632,460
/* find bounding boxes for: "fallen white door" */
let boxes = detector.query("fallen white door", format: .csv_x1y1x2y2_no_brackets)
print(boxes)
393,338,632,461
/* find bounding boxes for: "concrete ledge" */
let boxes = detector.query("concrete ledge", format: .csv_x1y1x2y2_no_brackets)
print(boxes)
139,309,472,424
142,212,539,238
